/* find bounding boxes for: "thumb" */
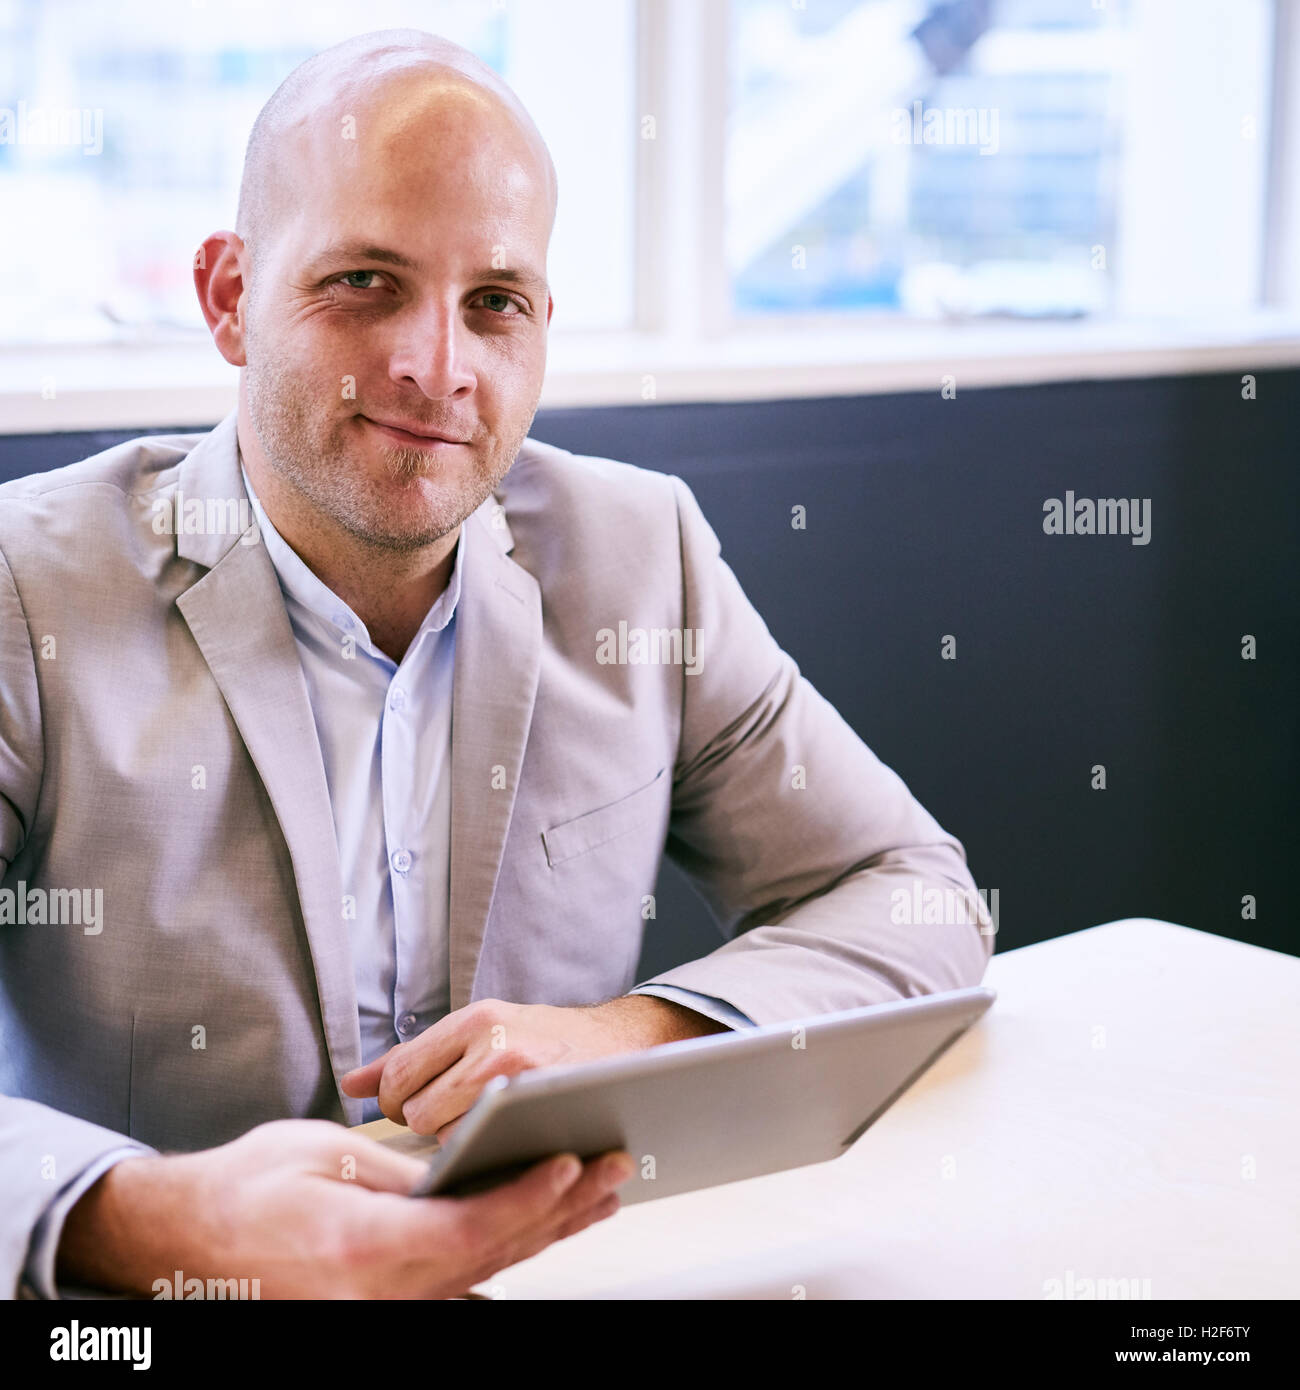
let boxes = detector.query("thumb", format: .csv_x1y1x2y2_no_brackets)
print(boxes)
339,1052,390,1097
328,1134,432,1193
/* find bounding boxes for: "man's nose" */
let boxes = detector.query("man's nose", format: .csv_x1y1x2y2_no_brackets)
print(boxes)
387,299,477,399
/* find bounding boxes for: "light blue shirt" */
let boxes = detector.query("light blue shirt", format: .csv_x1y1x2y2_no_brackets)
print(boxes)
242,471,752,1121
242,470,461,1106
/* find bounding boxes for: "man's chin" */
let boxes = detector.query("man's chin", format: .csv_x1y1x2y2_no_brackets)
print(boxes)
340,515,459,552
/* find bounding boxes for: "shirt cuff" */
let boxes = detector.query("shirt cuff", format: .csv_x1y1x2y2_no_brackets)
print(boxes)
22,1146,154,1300
629,984,757,1031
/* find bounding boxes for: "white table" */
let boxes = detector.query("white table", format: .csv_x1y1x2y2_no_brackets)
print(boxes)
361,920,1300,1299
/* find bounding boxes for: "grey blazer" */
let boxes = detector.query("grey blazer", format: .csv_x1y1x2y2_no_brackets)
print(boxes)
0,412,991,1295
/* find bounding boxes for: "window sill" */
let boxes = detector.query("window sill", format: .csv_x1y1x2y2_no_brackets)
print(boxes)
1,313,1298,435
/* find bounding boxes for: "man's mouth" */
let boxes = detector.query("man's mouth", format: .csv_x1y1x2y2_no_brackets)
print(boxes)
360,415,471,449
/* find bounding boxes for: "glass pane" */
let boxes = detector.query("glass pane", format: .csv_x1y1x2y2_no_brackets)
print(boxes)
0,0,635,346
727,0,1274,321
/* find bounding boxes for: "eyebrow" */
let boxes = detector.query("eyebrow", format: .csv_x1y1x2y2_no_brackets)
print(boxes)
315,240,417,269
310,239,548,294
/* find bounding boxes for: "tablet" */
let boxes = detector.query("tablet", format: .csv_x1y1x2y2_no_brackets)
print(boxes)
410,985,994,1204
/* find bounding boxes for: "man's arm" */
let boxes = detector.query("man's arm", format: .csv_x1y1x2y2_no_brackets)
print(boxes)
0,548,166,1297
48,1121,632,1299
630,985,756,1029
0,1101,160,1299
344,473,989,1136
633,474,993,1022
0,544,129,1298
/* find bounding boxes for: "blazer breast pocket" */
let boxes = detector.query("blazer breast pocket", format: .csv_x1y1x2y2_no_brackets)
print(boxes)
541,767,667,868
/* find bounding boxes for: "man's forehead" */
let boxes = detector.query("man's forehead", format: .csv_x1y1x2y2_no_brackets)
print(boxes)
303,64,541,166
238,35,558,268
297,82,552,217
279,123,552,255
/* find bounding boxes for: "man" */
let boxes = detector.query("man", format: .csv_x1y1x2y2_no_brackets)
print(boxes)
0,30,991,1300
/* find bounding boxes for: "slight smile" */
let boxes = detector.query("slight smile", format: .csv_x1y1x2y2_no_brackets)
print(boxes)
360,415,470,449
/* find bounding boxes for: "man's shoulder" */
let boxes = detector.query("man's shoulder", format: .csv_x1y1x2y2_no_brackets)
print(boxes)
499,434,681,536
507,434,677,497
0,426,209,582
0,427,202,514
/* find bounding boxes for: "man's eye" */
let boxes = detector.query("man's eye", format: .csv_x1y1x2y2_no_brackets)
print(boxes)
338,271,381,290
478,292,520,315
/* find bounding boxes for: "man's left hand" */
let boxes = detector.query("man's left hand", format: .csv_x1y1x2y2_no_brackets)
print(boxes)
340,996,729,1140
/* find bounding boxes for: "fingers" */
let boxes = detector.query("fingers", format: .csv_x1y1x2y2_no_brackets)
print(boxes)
252,1118,438,1194
470,1154,633,1277
553,1191,621,1242
444,1151,583,1245
355,1002,547,1133
284,1138,632,1297
210,1121,629,1299
478,1193,621,1285
542,1152,635,1233
399,1058,487,1135
433,1115,464,1146
341,1011,475,1109
442,1150,633,1259
374,1018,475,1126
336,1139,434,1195
338,1050,390,1098
292,1127,434,1194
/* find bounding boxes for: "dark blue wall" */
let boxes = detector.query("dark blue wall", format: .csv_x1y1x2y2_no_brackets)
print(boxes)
3,368,1296,973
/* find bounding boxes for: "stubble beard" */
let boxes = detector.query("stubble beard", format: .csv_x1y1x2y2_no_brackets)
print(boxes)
244,340,533,554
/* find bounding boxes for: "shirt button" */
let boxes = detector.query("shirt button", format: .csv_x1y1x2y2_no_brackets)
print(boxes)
390,848,412,874
388,688,406,712
397,1012,418,1036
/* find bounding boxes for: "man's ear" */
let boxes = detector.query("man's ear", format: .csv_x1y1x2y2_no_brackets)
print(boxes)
194,230,249,367
546,292,553,328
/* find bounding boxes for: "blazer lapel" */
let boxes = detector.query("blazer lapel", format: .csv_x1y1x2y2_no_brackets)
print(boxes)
172,415,363,1121
447,500,543,1010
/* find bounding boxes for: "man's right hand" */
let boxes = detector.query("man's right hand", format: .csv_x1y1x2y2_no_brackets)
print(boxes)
55,1118,632,1299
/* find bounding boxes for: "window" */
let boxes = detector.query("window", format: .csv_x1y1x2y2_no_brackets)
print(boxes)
0,0,1296,419
727,0,1280,323
0,0,636,346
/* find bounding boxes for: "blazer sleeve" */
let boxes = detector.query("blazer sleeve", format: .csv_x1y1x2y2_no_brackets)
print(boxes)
0,544,155,1299
636,475,994,1024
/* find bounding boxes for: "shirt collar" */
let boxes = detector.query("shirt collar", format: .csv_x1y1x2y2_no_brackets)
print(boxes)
240,463,464,658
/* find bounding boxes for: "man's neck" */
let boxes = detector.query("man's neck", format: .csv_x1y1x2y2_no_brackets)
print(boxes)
243,455,458,665
319,540,457,664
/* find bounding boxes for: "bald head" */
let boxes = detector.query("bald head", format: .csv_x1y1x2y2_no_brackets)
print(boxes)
203,28,557,569
236,28,557,282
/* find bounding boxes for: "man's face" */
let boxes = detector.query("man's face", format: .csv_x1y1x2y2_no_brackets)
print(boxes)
241,77,553,551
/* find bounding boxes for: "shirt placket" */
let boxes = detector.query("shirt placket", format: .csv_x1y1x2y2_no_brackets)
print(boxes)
382,642,421,1044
